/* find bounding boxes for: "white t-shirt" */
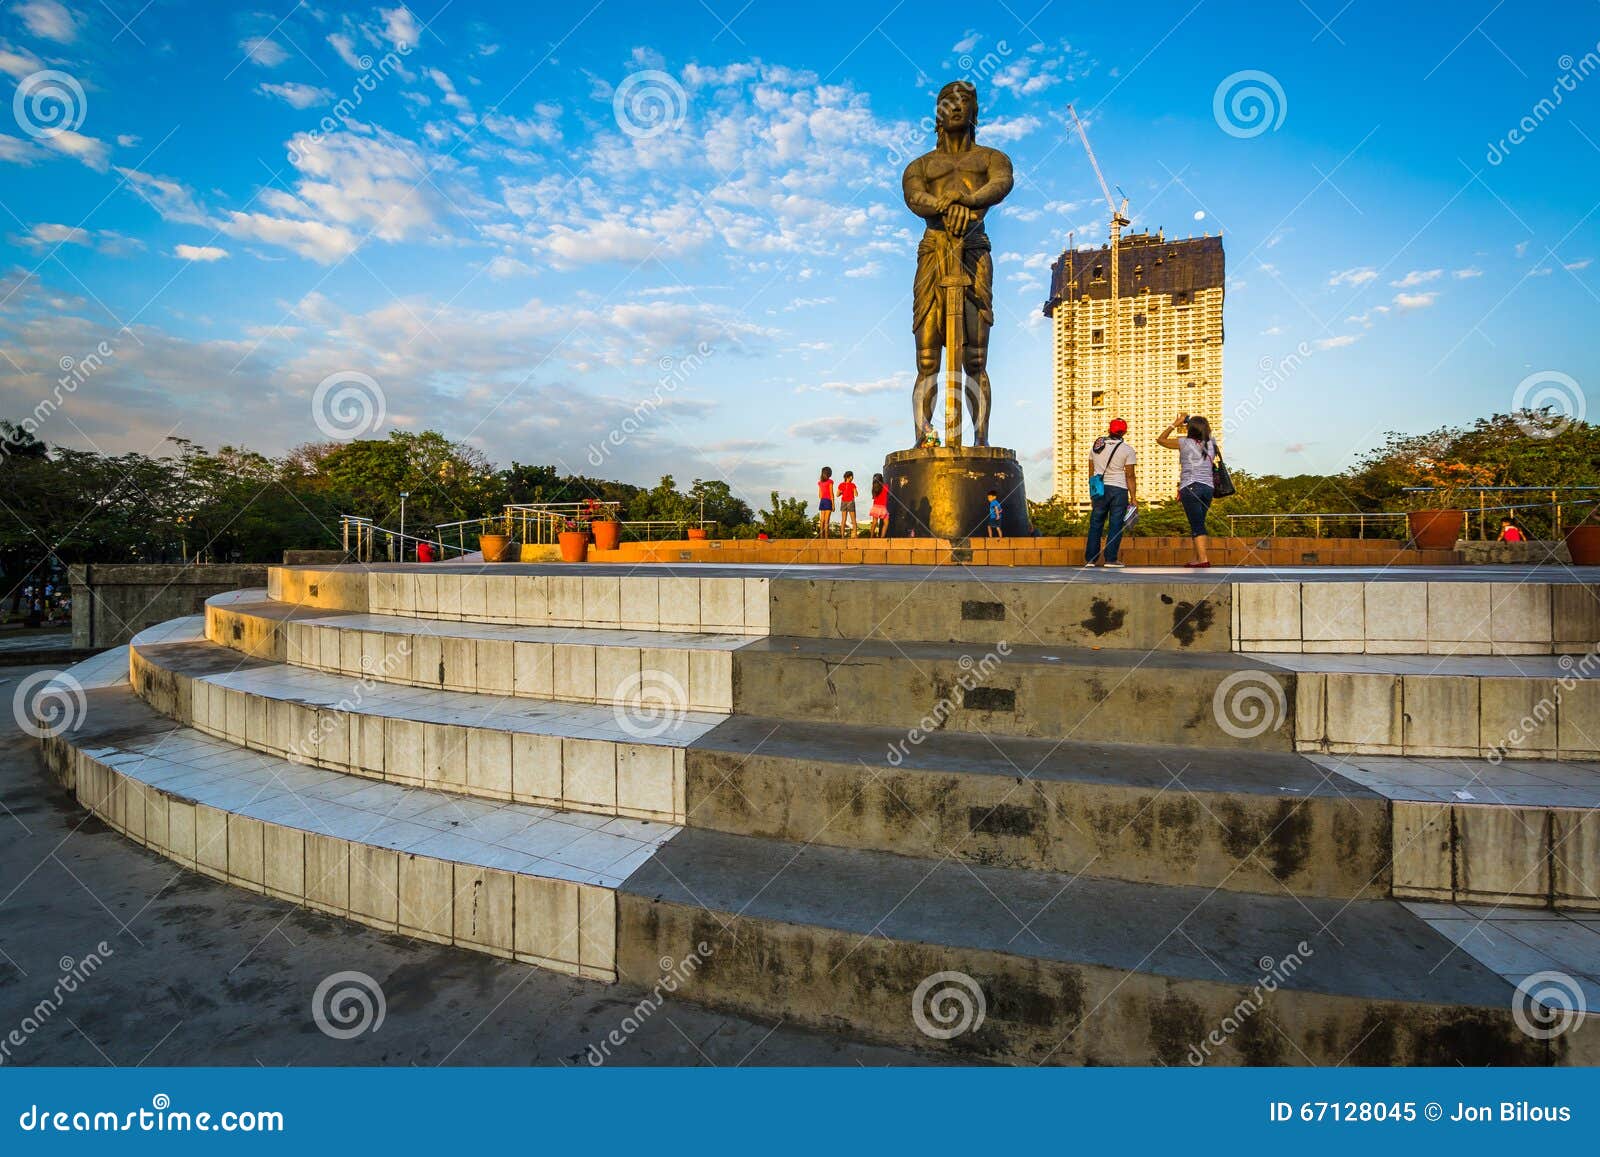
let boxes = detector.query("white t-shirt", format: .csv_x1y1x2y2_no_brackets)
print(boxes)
1178,437,1217,489
1090,438,1135,490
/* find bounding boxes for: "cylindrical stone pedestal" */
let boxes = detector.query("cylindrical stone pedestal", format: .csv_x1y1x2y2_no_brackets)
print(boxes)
883,445,1031,540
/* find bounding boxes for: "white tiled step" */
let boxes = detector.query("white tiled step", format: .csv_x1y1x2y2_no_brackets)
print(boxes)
1266,651,1600,761
50,704,669,978
129,636,720,822
1311,753,1600,911
205,592,745,712
1234,579,1599,655
269,566,771,635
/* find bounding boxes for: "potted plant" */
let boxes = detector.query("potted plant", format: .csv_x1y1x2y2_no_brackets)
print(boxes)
1566,503,1600,566
686,525,709,540
1403,456,1480,550
558,516,589,563
479,512,517,562
586,499,621,551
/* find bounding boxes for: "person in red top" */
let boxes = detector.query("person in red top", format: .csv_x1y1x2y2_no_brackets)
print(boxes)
869,473,889,537
838,470,859,536
1498,518,1526,543
817,466,835,538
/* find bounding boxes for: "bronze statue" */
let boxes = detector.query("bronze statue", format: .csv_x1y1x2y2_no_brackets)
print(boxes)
901,80,1014,447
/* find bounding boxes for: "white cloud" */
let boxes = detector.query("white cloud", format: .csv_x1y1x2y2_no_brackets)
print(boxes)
1565,258,1592,271
15,0,77,43
843,262,882,278
220,211,358,263
811,373,908,396
42,129,109,170
1393,291,1437,311
117,167,208,224
116,133,140,148
982,114,1041,144
789,416,880,443
378,5,422,50
22,222,89,247
1452,267,1482,279
952,30,981,54
1328,267,1378,287
327,32,366,69
174,244,229,261
1391,268,1442,288
0,134,41,164
257,82,334,109
240,37,290,67
0,39,44,79
1314,334,1361,350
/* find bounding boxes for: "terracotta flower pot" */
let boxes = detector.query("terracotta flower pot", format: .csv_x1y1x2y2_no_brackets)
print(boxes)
558,530,589,563
1565,524,1600,566
591,519,621,551
479,533,516,562
686,527,709,540
1406,509,1464,551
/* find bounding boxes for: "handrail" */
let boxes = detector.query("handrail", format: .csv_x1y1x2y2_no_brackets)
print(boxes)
338,514,471,562
1224,512,1407,540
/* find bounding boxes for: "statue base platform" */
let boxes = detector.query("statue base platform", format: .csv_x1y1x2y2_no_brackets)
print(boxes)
883,445,1031,540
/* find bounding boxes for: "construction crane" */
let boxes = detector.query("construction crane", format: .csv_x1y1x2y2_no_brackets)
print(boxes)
1068,104,1130,415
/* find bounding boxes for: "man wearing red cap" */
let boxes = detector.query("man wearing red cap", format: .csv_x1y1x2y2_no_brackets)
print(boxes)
1086,417,1137,567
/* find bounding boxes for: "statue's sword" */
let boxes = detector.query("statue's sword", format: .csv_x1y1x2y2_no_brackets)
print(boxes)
938,230,970,449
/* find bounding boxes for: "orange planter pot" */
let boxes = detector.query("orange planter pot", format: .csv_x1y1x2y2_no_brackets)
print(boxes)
591,520,621,551
686,527,709,540
558,531,589,563
479,533,517,562
1406,509,1464,551
1566,524,1600,566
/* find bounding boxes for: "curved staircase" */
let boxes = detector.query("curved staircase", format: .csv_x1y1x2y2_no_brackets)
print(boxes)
34,562,1600,1064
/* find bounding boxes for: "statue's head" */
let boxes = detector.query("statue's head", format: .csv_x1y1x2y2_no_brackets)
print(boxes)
935,81,978,138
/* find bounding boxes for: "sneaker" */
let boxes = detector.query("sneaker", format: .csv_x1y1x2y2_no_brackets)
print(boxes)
1082,560,1099,567
1103,561,1125,568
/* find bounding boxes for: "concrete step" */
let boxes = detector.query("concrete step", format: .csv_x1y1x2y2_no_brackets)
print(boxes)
1283,652,1600,761
269,565,772,635
731,636,1297,749
685,717,1391,899
40,686,658,979
206,592,747,712
128,636,721,823
616,826,1590,1065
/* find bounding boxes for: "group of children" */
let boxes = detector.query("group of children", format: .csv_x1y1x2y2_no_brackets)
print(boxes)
816,467,1007,538
816,468,891,538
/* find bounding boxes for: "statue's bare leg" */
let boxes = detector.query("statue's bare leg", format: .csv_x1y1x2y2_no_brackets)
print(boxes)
964,359,991,446
912,347,940,445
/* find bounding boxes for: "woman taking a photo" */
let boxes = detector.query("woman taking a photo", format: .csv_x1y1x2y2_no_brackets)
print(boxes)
1157,412,1220,568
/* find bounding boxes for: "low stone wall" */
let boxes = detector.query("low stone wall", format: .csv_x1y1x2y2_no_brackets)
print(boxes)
69,563,267,649
1454,539,1571,565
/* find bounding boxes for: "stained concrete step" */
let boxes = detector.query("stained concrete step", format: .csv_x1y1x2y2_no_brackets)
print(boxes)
40,686,661,979
731,636,1297,749
685,717,1390,899
206,592,748,711
616,827,1592,1065
128,636,722,823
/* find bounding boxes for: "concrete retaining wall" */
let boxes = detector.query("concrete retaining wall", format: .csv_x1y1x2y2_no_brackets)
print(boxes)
69,564,267,649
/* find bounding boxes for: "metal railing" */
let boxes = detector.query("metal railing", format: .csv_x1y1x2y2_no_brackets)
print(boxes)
1401,487,1600,539
1224,512,1409,539
1226,489,1600,542
338,515,472,562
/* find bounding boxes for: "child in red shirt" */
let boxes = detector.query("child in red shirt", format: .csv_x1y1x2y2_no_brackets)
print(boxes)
869,473,889,537
817,467,835,538
838,471,859,536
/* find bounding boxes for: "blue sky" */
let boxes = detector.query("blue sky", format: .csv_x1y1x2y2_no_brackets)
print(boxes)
1,0,1598,504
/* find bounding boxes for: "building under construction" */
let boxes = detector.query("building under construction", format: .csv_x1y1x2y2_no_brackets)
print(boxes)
1042,230,1225,506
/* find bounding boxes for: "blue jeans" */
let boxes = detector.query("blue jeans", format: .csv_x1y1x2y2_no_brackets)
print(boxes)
1180,483,1214,537
1086,485,1130,563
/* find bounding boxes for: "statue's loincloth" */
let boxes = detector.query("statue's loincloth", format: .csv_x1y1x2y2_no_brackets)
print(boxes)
912,225,993,351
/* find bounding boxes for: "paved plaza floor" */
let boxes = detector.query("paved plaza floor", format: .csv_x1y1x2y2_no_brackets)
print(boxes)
0,663,934,1067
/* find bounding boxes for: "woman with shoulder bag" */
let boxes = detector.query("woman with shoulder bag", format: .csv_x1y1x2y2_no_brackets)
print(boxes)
1157,412,1223,568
